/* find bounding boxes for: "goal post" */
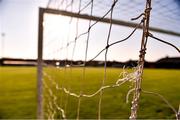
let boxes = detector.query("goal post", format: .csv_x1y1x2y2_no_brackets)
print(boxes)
37,8,43,119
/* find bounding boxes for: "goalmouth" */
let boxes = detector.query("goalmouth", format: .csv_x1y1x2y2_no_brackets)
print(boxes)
37,1,180,118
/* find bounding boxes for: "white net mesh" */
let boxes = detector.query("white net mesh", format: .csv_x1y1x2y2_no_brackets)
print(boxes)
38,0,180,119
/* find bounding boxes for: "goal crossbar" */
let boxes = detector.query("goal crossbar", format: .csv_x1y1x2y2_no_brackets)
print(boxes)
41,8,180,37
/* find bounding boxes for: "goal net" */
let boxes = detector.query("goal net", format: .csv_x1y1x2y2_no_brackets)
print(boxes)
37,0,180,119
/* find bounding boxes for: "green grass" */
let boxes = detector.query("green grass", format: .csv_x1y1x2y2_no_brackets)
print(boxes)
0,66,180,119
0,67,37,119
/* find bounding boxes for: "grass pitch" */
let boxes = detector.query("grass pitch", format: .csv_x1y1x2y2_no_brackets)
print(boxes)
0,66,179,119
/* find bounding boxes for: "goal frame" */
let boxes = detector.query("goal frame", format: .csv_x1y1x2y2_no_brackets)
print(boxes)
37,7,180,119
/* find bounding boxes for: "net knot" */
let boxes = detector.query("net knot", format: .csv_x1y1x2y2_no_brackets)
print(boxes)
67,43,69,47
143,7,151,20
111,0,118,8
139,48,146,57
145,31,150,37
75,37,77,41
105,44,110,49
145,7,152,13
141,17,146,23
88,27,91,32
137,88,141,92
78,91,83,98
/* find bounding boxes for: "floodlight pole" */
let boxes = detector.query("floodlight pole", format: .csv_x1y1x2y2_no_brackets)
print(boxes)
1,33,5,58
37,8,44,119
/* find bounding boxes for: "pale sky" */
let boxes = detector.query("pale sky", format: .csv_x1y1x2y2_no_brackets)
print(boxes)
0,0,179,62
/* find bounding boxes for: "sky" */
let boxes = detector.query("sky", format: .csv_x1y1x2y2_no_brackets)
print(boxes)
0,0,179,62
